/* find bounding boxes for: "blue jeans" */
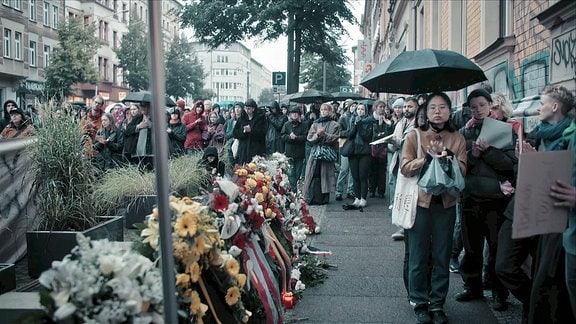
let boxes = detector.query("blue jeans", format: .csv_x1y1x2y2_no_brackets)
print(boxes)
335,155,354,195
407,202,456,311
289,158,304,193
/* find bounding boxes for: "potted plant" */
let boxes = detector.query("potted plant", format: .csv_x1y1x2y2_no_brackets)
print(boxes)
26,101,123,278
93,153,210,228
0,263,15,294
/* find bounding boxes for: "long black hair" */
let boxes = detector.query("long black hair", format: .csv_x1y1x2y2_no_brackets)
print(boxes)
425,92,455,132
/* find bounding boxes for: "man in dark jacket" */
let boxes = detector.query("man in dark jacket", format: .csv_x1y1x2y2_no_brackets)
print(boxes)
265,101,288,154
281,106,308,193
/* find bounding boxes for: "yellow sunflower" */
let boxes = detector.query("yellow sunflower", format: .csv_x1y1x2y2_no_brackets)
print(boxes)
174,213,198,237
190,290,208,316
194,236,207,256
175,273,191,287
225,286,241,305
188,261,201,283
225,259,240,276
235,273,247,288
255,192,264,202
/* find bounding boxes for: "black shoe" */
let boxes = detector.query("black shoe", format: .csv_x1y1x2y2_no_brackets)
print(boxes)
492,296,508,311
335,194,342,201
431,310,448,324
415,309,432,324
449,258,460,273
346,193,355,199
455,289,483,302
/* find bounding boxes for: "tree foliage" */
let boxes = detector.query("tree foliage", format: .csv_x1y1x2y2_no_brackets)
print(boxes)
165,35,206,99
300,52,352,92
179,0,356,94
258,88,276,106
44,17,99,101
115,16,149,91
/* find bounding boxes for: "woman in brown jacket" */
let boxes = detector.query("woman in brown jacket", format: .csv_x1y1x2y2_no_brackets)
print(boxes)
0,108,34,139
400,92,467,324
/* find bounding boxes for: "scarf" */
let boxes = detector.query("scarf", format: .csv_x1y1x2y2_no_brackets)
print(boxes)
562,120,576,145
539,117,572,151
314,116,332,124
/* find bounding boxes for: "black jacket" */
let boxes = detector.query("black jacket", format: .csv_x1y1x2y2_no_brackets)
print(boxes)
168,121,187,157
281,118,308,159
233,109,267,165
348,115,375,156
266,112,288,154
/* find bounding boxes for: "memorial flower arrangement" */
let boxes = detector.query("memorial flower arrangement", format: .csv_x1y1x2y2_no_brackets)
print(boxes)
37,234,164,323
140,196,251,323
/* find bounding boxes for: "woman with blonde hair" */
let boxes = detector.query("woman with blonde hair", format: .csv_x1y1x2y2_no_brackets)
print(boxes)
302,103,340,205
490,93,523,136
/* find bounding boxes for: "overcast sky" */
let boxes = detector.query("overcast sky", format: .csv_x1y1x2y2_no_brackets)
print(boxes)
244,0,365,73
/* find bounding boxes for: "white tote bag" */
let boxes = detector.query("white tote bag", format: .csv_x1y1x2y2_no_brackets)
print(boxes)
391,129,422,229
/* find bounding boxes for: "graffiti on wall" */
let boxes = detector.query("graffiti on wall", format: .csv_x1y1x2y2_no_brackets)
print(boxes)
550,29,576,84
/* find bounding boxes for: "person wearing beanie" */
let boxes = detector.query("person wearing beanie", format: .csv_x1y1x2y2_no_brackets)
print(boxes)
0,107,35,139
392,97,405,123
166,108,186,157
176,99,186,113
232,98,267,165
455,88,517,311
265,100,288,154
281,105,308,192
201,145,226,182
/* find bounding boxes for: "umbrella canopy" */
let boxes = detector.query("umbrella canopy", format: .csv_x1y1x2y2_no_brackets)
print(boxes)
331,92,369,101
289,89,334,104
216,100,236,108
360,49,487,94
122,90,176,107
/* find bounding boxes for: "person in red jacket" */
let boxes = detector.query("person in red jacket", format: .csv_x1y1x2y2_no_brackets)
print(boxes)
182,100,206,153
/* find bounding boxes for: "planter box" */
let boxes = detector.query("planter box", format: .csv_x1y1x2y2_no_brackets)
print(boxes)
26,216,124,278
0,264,16,294
124,195,157,229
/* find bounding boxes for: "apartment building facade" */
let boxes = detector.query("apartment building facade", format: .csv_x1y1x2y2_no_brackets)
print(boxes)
358,0,575,112
191,41,272,105
0,0,181,108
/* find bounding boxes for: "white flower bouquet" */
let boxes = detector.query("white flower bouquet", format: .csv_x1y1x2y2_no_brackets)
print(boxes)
38,233,164,323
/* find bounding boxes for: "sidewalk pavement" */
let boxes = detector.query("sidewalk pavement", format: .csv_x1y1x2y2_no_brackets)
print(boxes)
286,194,523,324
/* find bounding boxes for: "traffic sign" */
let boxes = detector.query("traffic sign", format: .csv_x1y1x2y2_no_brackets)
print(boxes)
273,85,286,94
272,72,286,86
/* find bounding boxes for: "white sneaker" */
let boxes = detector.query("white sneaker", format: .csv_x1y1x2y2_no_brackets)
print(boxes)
358,198,367,207
352,198,360,207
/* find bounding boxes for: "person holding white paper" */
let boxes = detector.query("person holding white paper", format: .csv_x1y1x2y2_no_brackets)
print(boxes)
524,85,575,323
455,88,517,311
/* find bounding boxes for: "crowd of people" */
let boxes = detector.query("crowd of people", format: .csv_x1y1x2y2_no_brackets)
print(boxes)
1,84,575,324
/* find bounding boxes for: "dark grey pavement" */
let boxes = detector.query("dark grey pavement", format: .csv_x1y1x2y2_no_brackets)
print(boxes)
286,195,523,324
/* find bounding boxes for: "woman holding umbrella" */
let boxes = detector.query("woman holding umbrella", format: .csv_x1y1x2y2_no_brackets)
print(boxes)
400,92,467,324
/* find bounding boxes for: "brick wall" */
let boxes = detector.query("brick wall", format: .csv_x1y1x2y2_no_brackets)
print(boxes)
441,0,449,49
466,0,481,57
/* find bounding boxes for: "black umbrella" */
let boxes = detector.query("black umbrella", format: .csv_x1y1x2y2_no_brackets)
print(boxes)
360,49,487,94
331,92,369,101
289,89,334,104
122,90,177,107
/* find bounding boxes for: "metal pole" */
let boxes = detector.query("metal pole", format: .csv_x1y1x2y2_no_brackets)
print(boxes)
147,2,177,322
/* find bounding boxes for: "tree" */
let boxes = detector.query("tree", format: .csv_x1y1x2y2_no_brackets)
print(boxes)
179,0,356,94
115,16,149,91
258,88,276,106
44,16,99,101
299,52,352,92
165,35,206,99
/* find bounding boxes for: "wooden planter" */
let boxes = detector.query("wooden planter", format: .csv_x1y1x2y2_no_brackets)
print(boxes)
124,195,157,229
0,263,16,294
26,216,124,278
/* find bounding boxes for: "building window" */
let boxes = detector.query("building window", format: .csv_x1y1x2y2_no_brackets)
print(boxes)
43,45,50,67
29,40,36,66
3,29,11,58
122,3,127,22
103,58,108,81
112,31,117,49
14,32,22,60
113,64,118,85
14,0,20,10
29,0,36,21
52,5,58,28
2,0,10,6
43,2,49,26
